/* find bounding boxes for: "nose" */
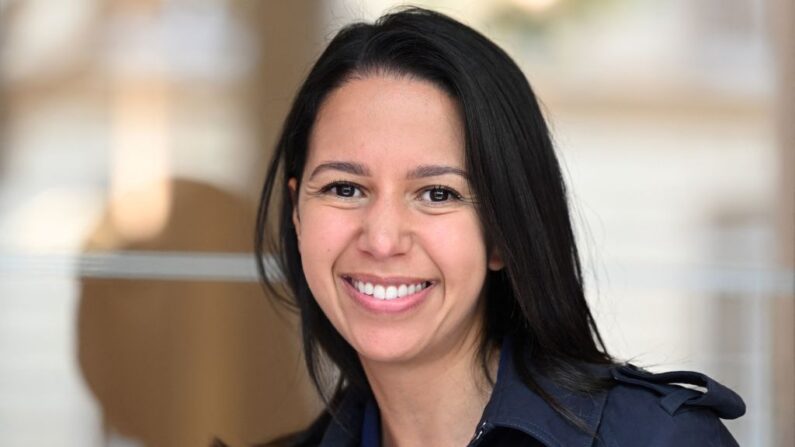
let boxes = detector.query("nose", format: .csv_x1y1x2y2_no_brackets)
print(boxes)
357,194,412,259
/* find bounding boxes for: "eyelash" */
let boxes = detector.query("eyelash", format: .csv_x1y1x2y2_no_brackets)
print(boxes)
319,181,362,199
318,181,463,204
420,185,463,203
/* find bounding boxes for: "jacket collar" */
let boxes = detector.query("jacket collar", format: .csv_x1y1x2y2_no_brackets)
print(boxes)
318,337,609,447
318,387,368,446
475,337,608,447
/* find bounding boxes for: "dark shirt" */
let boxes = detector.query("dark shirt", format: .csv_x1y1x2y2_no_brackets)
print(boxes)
311,338,745,447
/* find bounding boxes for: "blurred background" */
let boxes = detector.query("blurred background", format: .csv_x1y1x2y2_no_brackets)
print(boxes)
0,0,792,446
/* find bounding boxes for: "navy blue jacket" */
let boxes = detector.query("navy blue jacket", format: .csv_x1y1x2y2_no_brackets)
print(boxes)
303,340,745,447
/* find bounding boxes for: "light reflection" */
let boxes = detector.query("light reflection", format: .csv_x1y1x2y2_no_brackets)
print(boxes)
109,80,172,242
510,0,561,14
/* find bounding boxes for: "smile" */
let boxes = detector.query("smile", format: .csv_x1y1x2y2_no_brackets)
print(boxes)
342,275,434,301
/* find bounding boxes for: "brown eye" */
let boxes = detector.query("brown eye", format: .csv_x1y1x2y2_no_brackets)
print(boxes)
321,181,363,199
420,186,461,203
429,188,449,201
335,184,356,197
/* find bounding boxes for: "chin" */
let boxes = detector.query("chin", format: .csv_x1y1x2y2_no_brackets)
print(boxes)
349,326,428,365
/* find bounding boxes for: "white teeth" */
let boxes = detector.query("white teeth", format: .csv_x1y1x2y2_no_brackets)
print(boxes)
349,278,430,300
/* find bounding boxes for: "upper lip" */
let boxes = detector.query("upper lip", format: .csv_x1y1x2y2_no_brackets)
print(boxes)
341,273,434,286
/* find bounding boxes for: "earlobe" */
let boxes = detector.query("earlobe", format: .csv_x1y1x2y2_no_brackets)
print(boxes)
488,249,504,271
288,178,301,240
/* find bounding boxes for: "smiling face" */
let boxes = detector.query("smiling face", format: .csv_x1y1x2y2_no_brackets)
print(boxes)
290,75,503,367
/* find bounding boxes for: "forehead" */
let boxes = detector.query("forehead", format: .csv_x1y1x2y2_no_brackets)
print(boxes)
306,75,466,171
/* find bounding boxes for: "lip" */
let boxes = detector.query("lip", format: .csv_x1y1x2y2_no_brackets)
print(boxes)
340,275,435,315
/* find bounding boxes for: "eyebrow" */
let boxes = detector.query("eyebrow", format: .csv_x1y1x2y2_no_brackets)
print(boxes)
308,161,370,180
308,161,468,181
406,164,468,180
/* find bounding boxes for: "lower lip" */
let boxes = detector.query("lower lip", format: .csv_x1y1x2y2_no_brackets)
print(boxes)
342,279,434,315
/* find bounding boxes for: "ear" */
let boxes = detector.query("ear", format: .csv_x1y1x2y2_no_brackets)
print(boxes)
287,178,301,240
487,248,504,271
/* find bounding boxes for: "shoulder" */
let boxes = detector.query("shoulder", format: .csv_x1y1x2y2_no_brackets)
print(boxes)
266,386,368,447
597,364,745,447
251,411,333,447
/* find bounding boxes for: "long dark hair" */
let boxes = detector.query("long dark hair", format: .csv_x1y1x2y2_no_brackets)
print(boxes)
255,6,613,438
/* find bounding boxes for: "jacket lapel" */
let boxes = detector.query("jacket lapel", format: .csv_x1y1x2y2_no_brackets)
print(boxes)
318,337,609,447
318,388,368,447
476,338,608,447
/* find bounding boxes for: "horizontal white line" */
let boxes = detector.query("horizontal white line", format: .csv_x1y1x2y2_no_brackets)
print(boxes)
583,263,794,296
0,251,282,282
0,251,791,295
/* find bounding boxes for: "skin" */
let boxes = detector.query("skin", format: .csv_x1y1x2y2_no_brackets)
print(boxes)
289,75,503,447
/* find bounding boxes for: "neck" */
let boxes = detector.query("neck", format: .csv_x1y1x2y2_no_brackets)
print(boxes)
360,331,499,447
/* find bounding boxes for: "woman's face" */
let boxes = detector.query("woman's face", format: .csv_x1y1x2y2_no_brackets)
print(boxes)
291,75,502,366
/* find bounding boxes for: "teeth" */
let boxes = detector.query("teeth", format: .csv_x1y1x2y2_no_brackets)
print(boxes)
350,279,429,300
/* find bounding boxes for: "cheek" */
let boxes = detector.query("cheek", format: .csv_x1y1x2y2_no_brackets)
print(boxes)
300,205,357,248
422,213,488,293
298,206,359,290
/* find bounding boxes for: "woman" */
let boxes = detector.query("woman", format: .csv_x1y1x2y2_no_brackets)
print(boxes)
254,7,745,447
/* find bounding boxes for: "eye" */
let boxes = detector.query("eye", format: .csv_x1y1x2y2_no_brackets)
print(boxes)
420,186,461,203
321,181,364,199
